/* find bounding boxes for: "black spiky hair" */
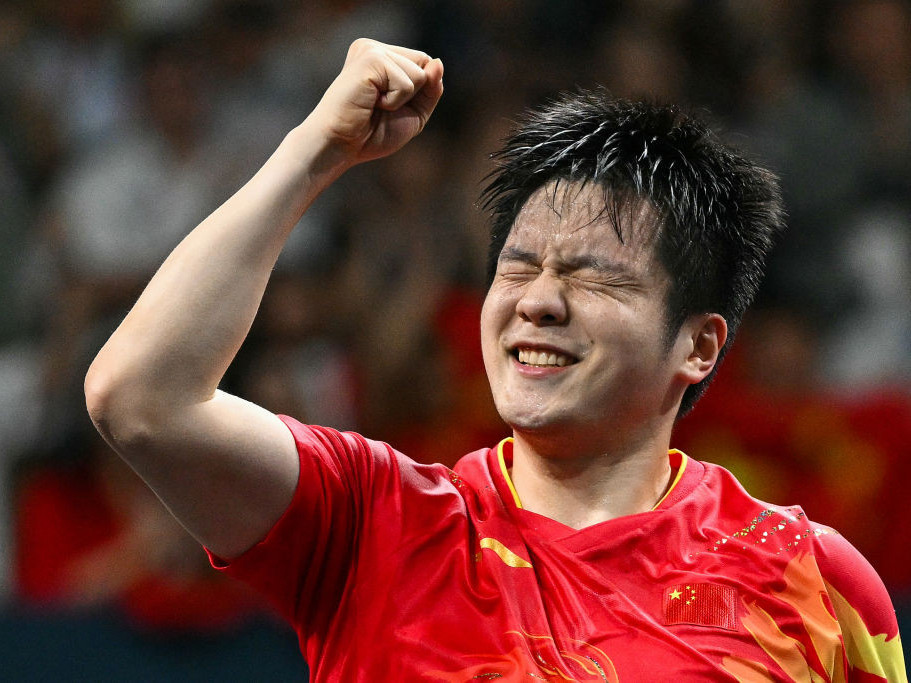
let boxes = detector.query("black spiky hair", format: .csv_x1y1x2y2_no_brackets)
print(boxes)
481,89,786,417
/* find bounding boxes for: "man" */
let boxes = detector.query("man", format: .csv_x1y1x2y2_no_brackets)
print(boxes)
86,39,905,681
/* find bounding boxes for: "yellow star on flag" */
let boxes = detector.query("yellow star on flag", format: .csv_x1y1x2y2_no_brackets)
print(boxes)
669,589,682,600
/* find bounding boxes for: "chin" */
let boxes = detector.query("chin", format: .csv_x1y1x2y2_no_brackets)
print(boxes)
498,405,571,434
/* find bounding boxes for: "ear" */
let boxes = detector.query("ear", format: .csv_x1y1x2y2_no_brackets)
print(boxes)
675,313,727,385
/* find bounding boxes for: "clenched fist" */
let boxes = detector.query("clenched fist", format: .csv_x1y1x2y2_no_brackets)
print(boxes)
308,38,444,166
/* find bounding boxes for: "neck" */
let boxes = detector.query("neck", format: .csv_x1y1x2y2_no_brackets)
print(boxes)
509,423,675,529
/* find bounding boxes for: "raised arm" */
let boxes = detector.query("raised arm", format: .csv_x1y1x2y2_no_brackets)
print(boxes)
84,39,444,560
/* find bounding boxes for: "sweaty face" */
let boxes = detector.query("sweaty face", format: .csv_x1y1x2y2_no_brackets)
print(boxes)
481,182,684,446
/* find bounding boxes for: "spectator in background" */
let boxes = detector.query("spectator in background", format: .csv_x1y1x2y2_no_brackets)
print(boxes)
46,31,215,283
816,0,911,389
229,272,360,433
13,428,267,631
822,205,911,389
38,31,218,437
0,191,43,596
7,1,130,156
262,0,417,112
202,0,303,192
735,0,911,379
589,9,689,105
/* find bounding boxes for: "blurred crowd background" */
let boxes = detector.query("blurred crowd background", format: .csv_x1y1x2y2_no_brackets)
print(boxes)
0,0,909,678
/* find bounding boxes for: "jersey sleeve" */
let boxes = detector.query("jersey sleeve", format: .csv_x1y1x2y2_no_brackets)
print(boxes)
814,531,907,682
205,417,410,641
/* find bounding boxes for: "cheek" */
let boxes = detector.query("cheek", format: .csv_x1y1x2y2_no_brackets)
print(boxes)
586,303,668,367
480,287,522,373
480,285,515,328
479,295,503,365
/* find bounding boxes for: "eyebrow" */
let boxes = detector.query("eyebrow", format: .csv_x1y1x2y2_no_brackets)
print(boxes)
498,246,638,280
497,246,540,265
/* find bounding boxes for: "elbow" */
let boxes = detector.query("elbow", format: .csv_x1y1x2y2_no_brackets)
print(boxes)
85,361,127,442
84,361,155,451
84,361,115,432
85,358,199,455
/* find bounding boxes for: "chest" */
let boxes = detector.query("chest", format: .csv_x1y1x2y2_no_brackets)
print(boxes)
315,517,844,682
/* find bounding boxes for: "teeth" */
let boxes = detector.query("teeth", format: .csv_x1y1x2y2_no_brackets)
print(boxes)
517,348,572,367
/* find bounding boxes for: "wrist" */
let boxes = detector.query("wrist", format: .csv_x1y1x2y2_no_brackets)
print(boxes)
279,118,357,190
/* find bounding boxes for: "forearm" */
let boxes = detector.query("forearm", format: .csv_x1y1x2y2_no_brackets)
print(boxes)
83,40,443,557
86,120,347,422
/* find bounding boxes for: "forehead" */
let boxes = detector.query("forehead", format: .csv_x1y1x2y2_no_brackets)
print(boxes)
505,181,661,265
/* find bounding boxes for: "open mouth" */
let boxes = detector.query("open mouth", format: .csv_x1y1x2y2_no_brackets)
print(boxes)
512,347,578,368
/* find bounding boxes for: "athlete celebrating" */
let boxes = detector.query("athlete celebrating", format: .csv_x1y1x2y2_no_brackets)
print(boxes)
86,39,906,681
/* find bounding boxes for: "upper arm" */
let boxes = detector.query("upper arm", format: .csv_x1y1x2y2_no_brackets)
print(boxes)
90,387,300,561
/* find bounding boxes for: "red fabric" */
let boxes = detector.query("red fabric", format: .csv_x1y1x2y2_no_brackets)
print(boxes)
209,418,904,681
672,362,911,592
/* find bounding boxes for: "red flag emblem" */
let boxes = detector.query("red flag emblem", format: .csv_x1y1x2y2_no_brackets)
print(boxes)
664,583,738,630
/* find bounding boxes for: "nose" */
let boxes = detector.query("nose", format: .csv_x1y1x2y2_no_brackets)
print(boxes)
515,271,568,326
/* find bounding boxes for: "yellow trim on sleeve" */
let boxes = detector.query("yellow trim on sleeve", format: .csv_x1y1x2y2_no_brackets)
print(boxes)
497,438,523,509
651,450,688,511
825,579,908,682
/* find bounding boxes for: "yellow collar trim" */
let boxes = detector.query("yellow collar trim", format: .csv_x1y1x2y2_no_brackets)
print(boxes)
497,438,523,509
652,450,688,511
497,439,687,513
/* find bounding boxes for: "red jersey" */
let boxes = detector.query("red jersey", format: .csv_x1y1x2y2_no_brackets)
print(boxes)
209,417,906,681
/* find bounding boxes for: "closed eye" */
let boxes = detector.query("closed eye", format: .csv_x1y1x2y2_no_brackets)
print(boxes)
571,270,637,287
496,247,645,292
496,249,542,280
498,266,540,278
563,271,646,301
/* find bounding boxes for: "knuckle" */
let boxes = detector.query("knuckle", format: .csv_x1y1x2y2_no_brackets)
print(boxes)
348,37,375,55
359,45,387,65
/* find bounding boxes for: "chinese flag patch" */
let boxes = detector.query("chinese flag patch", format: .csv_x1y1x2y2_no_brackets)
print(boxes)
664,583,738,630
